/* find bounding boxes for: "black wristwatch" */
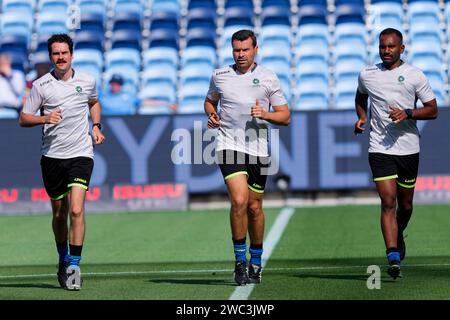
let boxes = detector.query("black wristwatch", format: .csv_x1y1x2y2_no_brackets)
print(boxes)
92,123,102,130
404,109,413,119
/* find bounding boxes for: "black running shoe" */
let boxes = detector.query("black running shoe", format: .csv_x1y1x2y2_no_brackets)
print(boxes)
248,264,262,284
387,260,402,280
398,232,406,261
234,261,249,286
57,261,69,288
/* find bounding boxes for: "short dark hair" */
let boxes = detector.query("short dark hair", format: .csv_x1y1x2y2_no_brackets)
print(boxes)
231,29,257,47
47,34,74,55
379,28,403,44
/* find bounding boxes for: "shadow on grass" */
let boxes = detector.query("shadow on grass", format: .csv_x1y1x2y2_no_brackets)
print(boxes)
148,278,234,286
0,283,60,289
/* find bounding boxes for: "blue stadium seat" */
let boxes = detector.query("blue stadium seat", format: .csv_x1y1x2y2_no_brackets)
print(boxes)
296,23,329,50
297,4,328,25
0,34,28,58
335,2,365,25
112,11,142,33
73,49,103,70
408,0,440,25
2,0,34,14
151,0,180,15
334,57,366,81
334,38,367,64
36,12,69,36
296,57,328,83
143,47,178,69
111,29,141,51
80,12,105,34
186,28,216,49
260,45,291,65
114,0,145,16
139,83,176,109
179,80,210,114
78,0,107,17
180,62,214,86
261,5,291,27
74,30,104,52
409,41,442,62
186,7,216,30
261,0,290,9
150,10,179,32
142,65,177,88
148,29,178,49
105,48,141,71
182,45,217,67
409,22,441,44
295,77,329,110
334,76,359,109
223,7,253,28
188,0,216,10
0,10,33,42
260,25,292,48
224,0,253,10
296,43,328,64
38,0,69,13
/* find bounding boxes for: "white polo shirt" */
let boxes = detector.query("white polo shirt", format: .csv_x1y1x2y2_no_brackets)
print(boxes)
207,64,288,157
22,69,98,159
357,62,436,155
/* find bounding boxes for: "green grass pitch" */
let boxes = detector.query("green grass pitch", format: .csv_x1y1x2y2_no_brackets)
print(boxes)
1,204,450,300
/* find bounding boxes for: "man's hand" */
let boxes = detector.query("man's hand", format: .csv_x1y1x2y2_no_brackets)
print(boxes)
207,112,221,129
251,99,267,119
354,118,366,135
46,109,62,124
389,106,409,123
92,126,105,144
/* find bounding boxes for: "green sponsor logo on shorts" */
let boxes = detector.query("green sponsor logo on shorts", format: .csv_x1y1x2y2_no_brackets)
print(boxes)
405,178,415,183
74,178,87,184
252,183,262,188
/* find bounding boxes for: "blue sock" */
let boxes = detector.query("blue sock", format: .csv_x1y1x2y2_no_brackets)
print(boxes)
249,247,263,266
56,241,69,263
233,243,247,263
69,255,81,266
387,251,400,263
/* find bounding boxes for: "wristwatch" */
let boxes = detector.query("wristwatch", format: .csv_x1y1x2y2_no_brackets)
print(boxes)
92,123,102,130
404,109,413,119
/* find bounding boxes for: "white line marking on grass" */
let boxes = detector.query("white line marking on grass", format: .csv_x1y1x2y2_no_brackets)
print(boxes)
229,207,296,300
2,263,450,280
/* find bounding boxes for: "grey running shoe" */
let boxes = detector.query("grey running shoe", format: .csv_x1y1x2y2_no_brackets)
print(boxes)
248,264,262,284
65,265,82,290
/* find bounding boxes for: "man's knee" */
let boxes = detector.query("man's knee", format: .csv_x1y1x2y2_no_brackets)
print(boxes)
231,195,248,211
381,196,397,213
70,205,84,218
248,200,263,218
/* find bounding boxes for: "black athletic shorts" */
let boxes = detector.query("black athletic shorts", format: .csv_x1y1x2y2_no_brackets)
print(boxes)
217,150,269,193
368,152,419,188
40,155,94,200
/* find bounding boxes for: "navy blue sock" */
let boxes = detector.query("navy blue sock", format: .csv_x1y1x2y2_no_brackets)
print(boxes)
249,244,263,266
233,238,247,263
56,241,69,263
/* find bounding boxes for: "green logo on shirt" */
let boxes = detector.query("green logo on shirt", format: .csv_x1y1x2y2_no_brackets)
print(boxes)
76,86,83,93
252,78,260,87
398,76,405,82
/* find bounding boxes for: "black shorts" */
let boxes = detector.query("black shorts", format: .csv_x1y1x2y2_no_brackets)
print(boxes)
368,152,419,188
40,156,94,200
217,150,269,193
